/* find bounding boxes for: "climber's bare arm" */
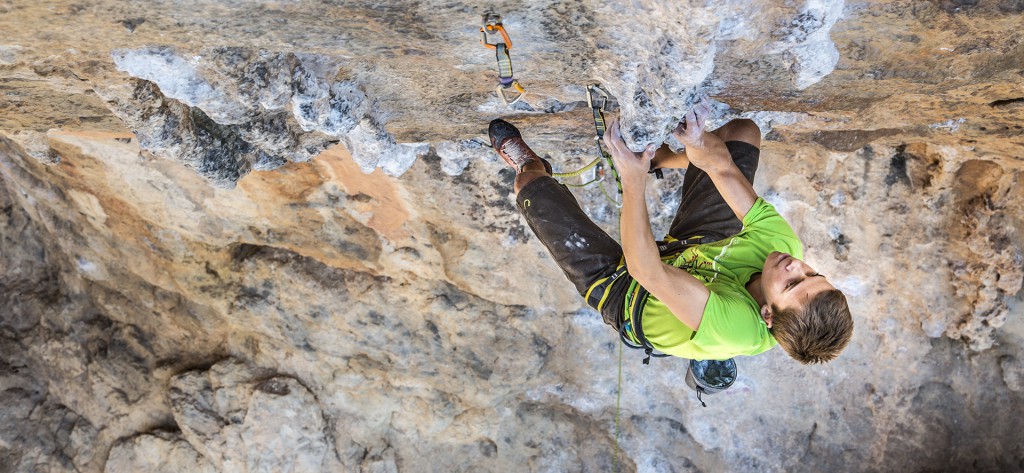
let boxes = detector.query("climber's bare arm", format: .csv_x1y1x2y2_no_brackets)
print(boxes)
635,263,710,331
604,119,708,331
673,102,757,221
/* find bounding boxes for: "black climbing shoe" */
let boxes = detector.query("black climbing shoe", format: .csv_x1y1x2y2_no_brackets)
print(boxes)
488,119,551,174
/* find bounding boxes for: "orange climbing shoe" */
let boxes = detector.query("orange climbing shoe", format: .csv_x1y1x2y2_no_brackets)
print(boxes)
488,119,551,174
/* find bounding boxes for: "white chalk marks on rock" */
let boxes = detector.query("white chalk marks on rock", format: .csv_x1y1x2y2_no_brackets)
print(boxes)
111,46,428,186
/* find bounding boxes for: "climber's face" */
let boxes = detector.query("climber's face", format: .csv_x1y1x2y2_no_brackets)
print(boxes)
760,252,834,326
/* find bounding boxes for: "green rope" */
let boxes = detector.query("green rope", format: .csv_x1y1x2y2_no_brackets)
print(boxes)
614,330,624,473
600,148,623,196
552,156,603,179
557,170,620,205
598,175,622,208
562,176,603,188
552,153,621,207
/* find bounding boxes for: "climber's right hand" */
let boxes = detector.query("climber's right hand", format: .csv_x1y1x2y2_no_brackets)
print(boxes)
672,99,730,172
671,99,712,151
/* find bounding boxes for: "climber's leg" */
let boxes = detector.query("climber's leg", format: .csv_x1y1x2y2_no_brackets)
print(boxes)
489,119,629,327
514,160,550,195
711,118,761,149
667,119,762,241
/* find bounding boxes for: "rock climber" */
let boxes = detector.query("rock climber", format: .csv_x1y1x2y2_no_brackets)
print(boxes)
488,102,853,364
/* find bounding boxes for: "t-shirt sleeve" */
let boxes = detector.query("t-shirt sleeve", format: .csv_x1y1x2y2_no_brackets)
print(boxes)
742,197,783,228
694,290,766,355
740,198,803,259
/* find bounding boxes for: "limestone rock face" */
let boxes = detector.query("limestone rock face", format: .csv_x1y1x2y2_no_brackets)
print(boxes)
167,360,337,472
1,0,1023,472
104,431,217,473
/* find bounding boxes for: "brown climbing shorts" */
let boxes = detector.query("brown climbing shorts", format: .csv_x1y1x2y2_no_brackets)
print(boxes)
516,176,632,327
668,141,760,241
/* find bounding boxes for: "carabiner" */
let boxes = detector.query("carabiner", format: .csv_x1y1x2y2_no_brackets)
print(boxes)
586,84,611,110
496,81,526,105
587,84,611,139
482,12,502,27
480,14,512,50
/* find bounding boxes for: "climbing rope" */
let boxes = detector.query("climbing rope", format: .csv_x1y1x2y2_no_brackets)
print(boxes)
480,13,526,105
614,330,624,473
551,156,602,180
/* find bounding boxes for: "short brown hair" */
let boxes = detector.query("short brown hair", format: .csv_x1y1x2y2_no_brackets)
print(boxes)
771,289,853,364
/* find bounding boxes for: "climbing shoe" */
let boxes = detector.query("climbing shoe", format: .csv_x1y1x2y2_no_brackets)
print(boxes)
488,119,551,174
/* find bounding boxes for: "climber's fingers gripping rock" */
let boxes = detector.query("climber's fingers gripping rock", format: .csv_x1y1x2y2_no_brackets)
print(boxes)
672,98,712,151
604,118,656,187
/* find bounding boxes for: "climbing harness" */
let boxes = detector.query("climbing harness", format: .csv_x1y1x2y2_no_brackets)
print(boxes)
620,235,740,406
621,285,673,365
611,235,711,364
621,279,740,406
480,14,526,105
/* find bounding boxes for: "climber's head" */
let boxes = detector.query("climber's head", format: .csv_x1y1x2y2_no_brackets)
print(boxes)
759,251,853,364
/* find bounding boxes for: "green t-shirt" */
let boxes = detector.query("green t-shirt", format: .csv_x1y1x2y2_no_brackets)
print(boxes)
625,198,803,360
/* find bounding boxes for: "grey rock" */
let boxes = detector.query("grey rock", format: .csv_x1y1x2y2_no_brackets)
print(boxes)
1,0,1023,472
104,430,217,473
169,360,338,472
1000,356,1023,392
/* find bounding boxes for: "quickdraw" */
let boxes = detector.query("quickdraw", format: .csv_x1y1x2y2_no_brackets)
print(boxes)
551,83,622,206
586,83,622,200
480,14,526,105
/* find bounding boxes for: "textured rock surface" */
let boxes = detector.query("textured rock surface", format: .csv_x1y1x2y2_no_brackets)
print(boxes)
104,430,217,473
168,360,337,472
1,0,1023,472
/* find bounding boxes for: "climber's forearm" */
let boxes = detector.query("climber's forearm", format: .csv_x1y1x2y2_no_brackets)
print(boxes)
619,175,709,331
619,176,662,283
703,163,758,221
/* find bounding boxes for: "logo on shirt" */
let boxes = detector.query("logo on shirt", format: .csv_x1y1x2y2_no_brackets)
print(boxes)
676,251,715,283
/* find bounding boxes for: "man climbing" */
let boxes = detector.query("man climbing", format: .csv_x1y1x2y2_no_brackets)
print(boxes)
488,101,853,364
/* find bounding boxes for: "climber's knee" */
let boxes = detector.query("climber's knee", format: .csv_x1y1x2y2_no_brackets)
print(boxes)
712,119,761,149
